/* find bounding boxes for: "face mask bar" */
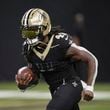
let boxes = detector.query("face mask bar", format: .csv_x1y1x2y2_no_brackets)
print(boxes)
26,37,47,47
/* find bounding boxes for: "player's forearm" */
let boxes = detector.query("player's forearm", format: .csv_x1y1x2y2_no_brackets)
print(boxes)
86,54,98,91
67,43,98,89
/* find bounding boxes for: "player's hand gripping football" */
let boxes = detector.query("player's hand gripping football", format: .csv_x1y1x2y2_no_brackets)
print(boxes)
15,66,35,90
82,90,94,101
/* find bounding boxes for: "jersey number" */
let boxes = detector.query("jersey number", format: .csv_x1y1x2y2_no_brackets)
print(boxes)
55,33,68,40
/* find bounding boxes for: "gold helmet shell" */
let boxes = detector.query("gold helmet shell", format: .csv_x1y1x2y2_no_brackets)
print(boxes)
21,8,51,38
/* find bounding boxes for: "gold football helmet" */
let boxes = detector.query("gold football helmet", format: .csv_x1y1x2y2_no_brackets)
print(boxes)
21,8,51,39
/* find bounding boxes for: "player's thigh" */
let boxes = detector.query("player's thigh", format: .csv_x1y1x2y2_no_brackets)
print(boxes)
46,82,82,110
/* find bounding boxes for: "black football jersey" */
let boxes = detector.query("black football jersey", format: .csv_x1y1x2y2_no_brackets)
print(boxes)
22,32,77,86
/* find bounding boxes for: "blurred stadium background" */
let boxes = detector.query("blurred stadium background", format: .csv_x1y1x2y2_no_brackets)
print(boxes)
0,0,110,110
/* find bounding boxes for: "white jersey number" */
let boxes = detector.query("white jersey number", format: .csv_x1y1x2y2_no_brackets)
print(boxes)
55,33,68,40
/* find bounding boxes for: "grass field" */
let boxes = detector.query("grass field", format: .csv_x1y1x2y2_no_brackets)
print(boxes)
0,81,110,110
0,81,110,91
0,99,110,110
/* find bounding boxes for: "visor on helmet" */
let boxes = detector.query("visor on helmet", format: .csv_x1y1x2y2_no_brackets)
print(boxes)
21,25,46,39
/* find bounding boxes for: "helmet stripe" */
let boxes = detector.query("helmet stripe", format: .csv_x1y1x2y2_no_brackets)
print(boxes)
24,9,34,26
27,8,39,25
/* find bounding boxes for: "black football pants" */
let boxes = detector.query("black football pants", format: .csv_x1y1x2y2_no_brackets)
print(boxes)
46,80,83,110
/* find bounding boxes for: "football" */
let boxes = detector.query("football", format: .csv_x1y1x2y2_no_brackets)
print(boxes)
16,66,38,90
17,66,33,80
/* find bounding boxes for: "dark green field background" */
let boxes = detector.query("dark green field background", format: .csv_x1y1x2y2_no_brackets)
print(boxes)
0,82,110,110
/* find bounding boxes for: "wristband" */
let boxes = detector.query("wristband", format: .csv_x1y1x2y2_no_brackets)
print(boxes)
85,85,94,92
81,80,94,92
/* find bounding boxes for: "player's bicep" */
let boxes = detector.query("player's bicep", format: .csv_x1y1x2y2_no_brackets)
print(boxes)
66,43,93,62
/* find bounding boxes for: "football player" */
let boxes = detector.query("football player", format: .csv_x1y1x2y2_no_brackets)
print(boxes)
15,8,98,110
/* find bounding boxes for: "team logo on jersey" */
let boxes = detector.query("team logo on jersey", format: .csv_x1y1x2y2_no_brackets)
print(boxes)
72,81,78,87
51,44,60,48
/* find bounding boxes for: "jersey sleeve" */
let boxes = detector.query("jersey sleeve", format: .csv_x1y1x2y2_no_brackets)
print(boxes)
55,32,73,49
